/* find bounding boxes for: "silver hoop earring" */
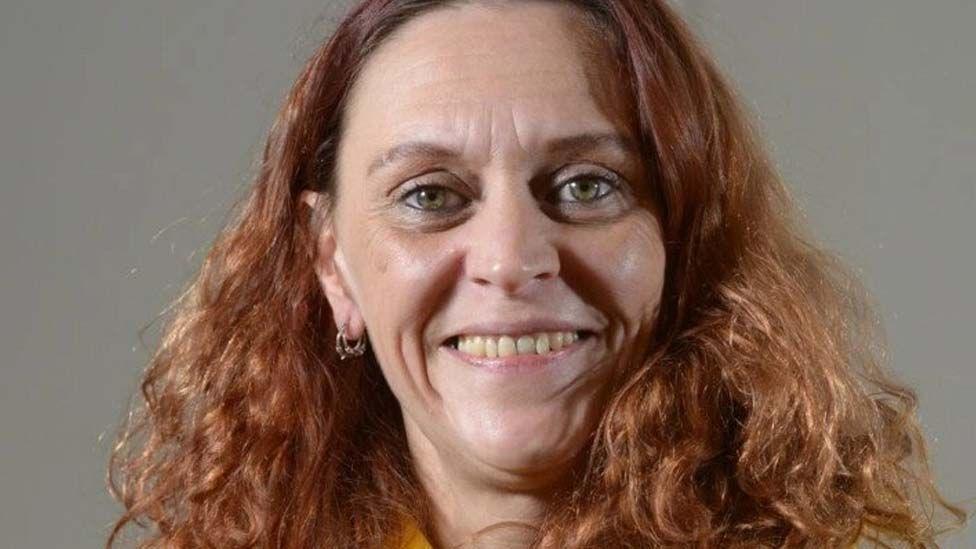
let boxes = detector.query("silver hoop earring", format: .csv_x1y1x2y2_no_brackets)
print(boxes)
336,321,368,360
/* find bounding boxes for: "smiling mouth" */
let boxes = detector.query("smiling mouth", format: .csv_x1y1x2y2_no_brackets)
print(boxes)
443,330,595,358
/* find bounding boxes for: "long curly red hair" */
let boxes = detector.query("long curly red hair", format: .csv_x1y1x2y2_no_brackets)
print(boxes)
106,0,967,547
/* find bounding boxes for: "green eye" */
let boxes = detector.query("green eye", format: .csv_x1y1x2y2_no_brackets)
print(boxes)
401,185,465,211
414,187,444,209
554,177,617,203
568,179,599,201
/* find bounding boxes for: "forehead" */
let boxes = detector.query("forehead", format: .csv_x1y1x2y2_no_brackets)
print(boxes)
340,1,631,164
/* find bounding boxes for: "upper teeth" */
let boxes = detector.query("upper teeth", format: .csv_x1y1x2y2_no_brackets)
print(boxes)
454,331,580,358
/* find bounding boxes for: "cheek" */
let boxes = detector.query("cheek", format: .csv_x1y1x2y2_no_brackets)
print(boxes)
355,224,445,302
580,212,666,333
620,217,666,309
349,225,457,381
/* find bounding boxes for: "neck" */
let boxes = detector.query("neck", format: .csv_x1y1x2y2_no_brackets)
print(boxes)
403,417,576,549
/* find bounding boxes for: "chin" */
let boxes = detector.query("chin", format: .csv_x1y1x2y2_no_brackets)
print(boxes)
455,406,595,481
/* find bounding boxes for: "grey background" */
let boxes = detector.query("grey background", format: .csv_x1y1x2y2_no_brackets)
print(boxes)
0,0,972,547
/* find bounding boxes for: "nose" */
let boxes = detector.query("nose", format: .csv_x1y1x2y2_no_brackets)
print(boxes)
463,181,560,296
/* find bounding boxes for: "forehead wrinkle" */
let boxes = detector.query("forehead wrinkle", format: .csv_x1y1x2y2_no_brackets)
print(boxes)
345,2,634,187
370,101,629,180
507,98,529,162
375,65,590,111
361,7,599,104
485,100,525,164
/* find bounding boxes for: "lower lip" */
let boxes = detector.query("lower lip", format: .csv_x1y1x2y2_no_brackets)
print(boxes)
440,336,591,374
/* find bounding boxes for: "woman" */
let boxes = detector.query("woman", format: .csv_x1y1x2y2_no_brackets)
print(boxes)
106,0,966,547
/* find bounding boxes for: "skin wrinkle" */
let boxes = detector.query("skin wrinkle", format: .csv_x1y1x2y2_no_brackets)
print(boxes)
104,1,967,545
89,0,968,541
305,2,666,546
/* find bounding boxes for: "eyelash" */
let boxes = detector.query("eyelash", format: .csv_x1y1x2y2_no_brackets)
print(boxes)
547,176,621,205
397,173,623,213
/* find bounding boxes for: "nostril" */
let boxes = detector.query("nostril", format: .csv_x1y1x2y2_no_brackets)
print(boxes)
466,251,560,294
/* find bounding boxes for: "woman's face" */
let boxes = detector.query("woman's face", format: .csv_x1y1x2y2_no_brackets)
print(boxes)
308,1,666,484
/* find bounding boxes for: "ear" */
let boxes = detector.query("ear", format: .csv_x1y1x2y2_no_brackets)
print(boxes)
300,190,366,340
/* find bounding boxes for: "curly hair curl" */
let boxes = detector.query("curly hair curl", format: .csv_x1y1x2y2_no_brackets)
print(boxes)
106,0,967,547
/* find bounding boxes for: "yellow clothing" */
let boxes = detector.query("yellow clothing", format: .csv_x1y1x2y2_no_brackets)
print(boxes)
396,519,433,549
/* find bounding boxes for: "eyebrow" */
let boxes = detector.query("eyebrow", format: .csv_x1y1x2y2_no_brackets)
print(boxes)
366,131,637,177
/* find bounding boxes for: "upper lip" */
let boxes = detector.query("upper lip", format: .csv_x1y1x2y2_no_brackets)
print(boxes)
441,317,600,343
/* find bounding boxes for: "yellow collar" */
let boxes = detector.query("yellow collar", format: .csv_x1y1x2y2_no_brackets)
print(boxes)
394,519,433,549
